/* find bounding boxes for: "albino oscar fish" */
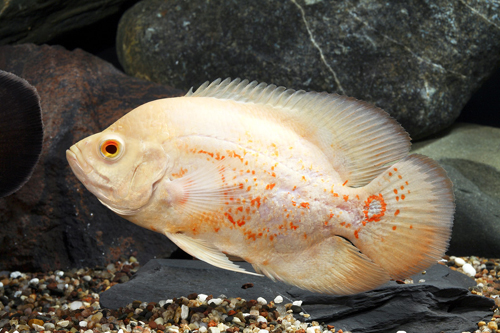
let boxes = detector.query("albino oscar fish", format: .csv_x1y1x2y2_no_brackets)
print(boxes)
66,78,454,294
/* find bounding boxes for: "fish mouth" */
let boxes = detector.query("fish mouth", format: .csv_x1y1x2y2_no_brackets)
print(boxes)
66,145,93,184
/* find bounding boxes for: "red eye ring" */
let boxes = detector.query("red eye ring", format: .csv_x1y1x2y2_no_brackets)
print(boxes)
100,138,123,159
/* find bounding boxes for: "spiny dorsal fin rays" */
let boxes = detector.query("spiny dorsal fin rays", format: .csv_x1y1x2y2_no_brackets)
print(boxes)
166,232,263,277
187,78,410,187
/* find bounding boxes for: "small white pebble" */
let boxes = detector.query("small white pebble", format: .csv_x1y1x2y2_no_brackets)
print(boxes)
79,321,88,327
44,323,55,330
83,275,92,282
10,271,22,279
199,327,207,333
69,301,83,310
257,316,267,323
259,330,269,333
249,309,259,316
209,327,220,333
257,297,267,305
13,291,22,298
454,257,465,267
208,298,223,306
462,263,476,276
198,294,208,302
29,278,39,285
85,330,93,333
118,329,124,333
56,270,64,277
274,295,283,304
57,320,70,327
292,300,303,306
418,279,426,283
0,282,3,288
477,283,484,288
181,304,189,320
396,331,407,333
232,317,241,323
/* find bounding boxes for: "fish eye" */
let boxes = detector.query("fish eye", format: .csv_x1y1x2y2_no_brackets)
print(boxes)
99,136,124,160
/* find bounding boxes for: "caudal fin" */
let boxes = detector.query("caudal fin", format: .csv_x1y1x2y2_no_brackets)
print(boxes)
354,154,454,279
0,70,43,197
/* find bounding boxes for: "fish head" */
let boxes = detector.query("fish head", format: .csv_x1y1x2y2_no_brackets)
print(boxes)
66,127,170,216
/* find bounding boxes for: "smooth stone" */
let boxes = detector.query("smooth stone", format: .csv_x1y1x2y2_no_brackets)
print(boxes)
100,259,494,333
454,258,466,267
0,43,182,271
462,263,476,277
412,123,500,257
117,0,500,139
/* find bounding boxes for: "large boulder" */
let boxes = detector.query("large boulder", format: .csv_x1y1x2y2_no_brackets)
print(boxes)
100,259,495,333
116,0,500,139
412,123,500,257
0,44,183,271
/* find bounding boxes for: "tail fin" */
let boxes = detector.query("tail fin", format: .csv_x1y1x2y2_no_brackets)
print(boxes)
354,154,454,279
0,70,43,197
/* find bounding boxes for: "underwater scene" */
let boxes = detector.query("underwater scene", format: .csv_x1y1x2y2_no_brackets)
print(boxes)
0,1,499,333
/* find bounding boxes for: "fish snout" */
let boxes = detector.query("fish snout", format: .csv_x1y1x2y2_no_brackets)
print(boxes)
66,145,93,176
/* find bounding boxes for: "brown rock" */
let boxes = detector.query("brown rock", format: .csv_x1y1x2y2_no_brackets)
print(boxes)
0,44,183,271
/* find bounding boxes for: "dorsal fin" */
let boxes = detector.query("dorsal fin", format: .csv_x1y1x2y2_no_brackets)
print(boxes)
187,78,411,187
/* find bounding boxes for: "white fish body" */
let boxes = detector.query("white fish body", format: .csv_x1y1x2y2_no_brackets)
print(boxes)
67,78,454,294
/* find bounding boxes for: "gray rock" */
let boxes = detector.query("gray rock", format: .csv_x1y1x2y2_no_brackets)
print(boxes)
116,0,500,139
100,259,494,333
0,0,135,45
412,123,500,257
0,44,183,271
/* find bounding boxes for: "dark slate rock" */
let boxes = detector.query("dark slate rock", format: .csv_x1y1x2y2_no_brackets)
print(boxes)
0,44,183,271
0,0,137,45
116,0,500,140
100,259,494,333
412,123,500,257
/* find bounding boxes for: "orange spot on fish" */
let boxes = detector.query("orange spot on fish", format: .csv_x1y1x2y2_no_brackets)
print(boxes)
362,193,387,223
356,194,359,200
245,161,248,165
290,222,298,230
400,186,404,190
269,235,274,241
396,196,399,201
272,172,276,177
342,180,348,186
292,186,297,191
172,167,188,178
214,227,220,232
354,228,360,239
343,195,349,202
410,225,413,229
394,209,400,216
303,233,307,239
251,197,261,208
252,170,255,175
401,194,406,200
150,225,157,232
247,186,251,192
237,206,243,212
291,201,296,206
333,193,339,197
388,172,393,176
393,167,398,171
392,226,397,231
398,175,402,179
405,181,409,185
300,202,310,209
266,183,276,190
239,183,244,189
226,213,235,226
302,176,306,181
340,222,346,226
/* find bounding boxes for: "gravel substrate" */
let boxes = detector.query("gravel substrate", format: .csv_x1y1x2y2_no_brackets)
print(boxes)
0,256,499,333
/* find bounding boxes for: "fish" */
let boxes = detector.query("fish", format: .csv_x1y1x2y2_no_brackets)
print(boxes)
66,78,454,294
0,70,43,198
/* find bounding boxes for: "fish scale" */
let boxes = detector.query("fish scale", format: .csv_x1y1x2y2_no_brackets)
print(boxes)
67,78,454,295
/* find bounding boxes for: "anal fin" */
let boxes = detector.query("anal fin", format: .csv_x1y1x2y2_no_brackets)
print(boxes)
252,236,389,295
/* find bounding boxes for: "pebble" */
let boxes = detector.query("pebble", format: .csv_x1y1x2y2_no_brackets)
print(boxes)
454,257,466,266
462,263,476,276
69,300,83,310
274,295,284,304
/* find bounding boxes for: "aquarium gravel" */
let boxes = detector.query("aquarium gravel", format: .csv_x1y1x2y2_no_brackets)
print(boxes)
0,257,498,333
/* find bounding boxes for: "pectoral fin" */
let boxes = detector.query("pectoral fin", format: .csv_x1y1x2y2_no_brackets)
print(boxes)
166,232,263,276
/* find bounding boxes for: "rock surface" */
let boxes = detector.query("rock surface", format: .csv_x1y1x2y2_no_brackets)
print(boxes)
0,0,137,45
116,0,500,139
100,259,494,333
0,44,183,271
412,123,500,257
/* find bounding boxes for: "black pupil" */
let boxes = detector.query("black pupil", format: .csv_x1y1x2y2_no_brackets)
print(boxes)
105,143,118,155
